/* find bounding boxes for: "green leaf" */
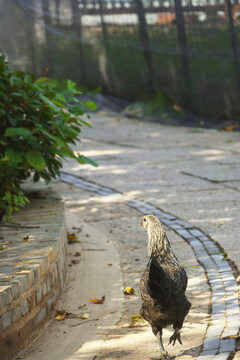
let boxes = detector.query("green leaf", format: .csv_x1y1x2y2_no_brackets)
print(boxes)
57,92,67,103
26,150,46,171
85,101,98,111
33,172,40,182
5,148,22,164
79,118,92,127
34,77,49,84
69,104,84,115
4,127,32,138
78,155,98,167
11,92,23,97
55,137,65,147
39,94,61,113
24,74,33,84
67,79,76,93
39,128,57,141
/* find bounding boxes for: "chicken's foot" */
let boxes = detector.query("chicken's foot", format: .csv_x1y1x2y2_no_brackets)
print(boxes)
169,327,182,346
156,331,170,359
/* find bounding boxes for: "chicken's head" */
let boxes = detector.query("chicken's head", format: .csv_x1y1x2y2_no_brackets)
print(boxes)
140,214,159,232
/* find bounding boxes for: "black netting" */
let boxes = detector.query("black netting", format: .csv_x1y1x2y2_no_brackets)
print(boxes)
1,0,240,119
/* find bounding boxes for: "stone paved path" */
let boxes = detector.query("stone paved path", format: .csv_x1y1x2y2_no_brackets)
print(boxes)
61,113,240,359
22,113,240,359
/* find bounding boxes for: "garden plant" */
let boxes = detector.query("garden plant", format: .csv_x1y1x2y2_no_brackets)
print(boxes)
0,56,98,219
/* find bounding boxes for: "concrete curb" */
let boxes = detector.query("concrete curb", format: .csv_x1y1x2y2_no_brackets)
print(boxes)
60,172,240,359
0,188,67,360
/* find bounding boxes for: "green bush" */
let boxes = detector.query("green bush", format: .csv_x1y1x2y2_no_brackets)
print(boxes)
0,56,98,219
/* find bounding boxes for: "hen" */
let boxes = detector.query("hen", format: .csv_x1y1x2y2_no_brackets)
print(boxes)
140,214,191,359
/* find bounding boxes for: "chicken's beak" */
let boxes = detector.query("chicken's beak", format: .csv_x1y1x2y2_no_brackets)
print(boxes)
140,221,143,226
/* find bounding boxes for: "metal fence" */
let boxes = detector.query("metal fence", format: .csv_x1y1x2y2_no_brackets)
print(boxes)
1,0,240,119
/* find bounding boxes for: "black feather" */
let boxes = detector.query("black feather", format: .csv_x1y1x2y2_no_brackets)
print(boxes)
140,215,191,334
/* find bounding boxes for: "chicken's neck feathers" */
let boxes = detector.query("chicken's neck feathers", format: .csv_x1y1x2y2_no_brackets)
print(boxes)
147,226,179,266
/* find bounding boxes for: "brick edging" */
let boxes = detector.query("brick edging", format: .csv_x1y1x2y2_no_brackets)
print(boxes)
0,189,67,360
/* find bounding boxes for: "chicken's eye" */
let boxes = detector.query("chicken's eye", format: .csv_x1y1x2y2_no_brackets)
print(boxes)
143,218,146,222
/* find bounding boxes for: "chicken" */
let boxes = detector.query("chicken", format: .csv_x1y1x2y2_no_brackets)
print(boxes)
139,214,191,359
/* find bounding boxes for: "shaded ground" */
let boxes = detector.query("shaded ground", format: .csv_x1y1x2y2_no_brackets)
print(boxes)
80,93,240,131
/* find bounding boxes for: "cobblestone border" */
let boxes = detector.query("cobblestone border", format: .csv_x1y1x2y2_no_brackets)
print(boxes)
0,189,67,360
60,172,240,360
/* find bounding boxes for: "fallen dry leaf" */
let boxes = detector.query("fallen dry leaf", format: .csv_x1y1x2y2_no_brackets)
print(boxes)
74,251,81,256
67,232,81,244
23,236,29,242
184,264,200,269
71,259,80,265
173,104,182,111
106,263,112,266
123,286,135,295
55,310,71,320
80,313,90,319
90,295,105,304
67,232,78,240
55,313,69,320
215,221,224,228
223,125,235,131
129,314,148,327
78,304,86,309
72,226,82,233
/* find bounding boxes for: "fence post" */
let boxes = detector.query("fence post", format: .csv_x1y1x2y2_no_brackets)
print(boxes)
225,0,240,93
42,0,54,71
174,0,193,109
134,0,155,92
55,0,61,26
98,0,116,93
71,0,86,83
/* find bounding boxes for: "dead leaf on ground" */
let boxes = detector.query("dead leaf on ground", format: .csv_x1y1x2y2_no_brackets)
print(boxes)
173,104,182,111
71,259,80,265
222,335,239,339
23,236,29,242
90,295,105,304
67,232,81,244
184,264,200,269
74,251,81,256
55,310,72,320
223,125,235,131
215,221,225,228
78,304,86,309
129,314,148,327
106,263,112,266
72,226,82,233
80,313,90,319
123,286,135,295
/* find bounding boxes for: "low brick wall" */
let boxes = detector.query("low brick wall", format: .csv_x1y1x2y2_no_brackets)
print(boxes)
0,188,67,360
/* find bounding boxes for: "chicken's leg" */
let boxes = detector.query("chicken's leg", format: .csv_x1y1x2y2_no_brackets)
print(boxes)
169,327,182,346
156,329,170,359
